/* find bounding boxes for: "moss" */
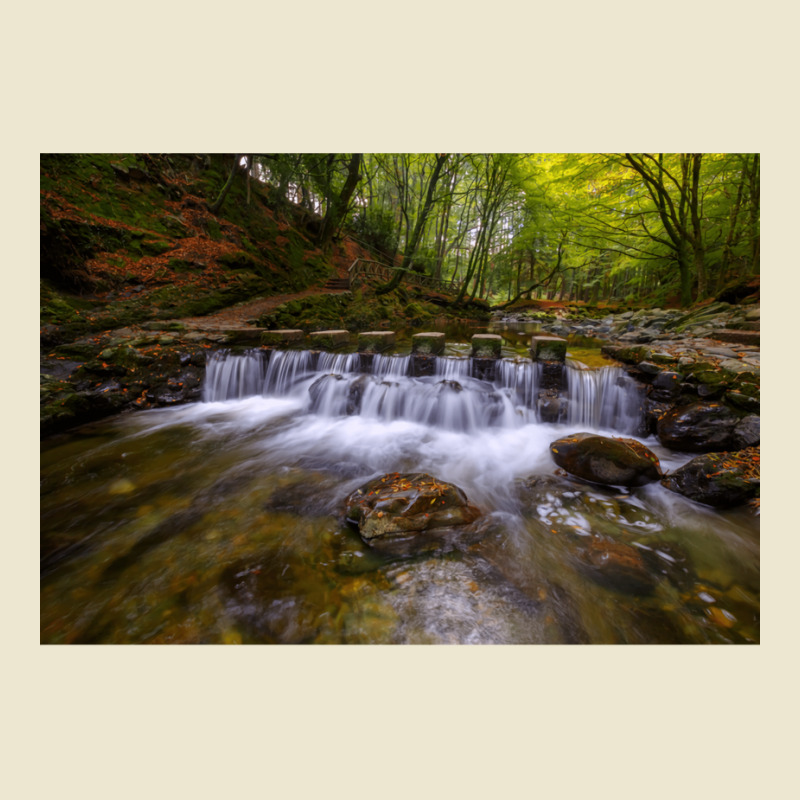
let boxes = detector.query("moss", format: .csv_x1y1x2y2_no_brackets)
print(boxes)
218,250,263,271
693,368,736,387
206,219,222,241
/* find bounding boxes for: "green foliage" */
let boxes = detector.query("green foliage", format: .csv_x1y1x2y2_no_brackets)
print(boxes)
351,208,398,257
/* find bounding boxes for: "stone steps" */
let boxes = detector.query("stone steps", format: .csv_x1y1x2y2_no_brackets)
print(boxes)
323,277,351,291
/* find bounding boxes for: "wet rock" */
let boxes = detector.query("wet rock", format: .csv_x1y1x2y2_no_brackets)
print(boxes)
662,448,760,508
518,474,664,541
549,432,662,487
538,393,567,424
472,357,497,381
308,373,345,411
343,472,482,555
650,370,682,400
656,402,744,452
346,374,372,415
725,391,760,414
637,361,662,375
732,415,760,448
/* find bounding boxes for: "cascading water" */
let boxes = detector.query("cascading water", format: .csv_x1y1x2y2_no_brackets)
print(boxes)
41,344,759,644
203,349,643,433
566,365,645,435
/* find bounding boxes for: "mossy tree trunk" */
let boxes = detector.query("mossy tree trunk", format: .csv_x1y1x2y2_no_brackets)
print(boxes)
318,153,362,248
208,154,242,215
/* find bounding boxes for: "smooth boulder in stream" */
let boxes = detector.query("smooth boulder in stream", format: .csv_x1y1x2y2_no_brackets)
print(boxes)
661,447,760,508
344,472,482,554
656,402,753,452
549,433,662,487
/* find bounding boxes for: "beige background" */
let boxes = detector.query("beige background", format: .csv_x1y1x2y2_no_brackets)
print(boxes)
11,2,796,797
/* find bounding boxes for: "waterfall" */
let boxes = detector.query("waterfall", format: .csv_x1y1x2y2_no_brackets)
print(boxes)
565,365,645,434
496,358,540,408
202,349,268,402
202,349,644,434
372,353,411,377
435,356,471,380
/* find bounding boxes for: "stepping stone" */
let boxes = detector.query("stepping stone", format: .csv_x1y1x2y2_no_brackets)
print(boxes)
412,332,445,355
471,334,502,358
358,331,396,353
531,335,567,362
308,330,350,350
261,329,305,347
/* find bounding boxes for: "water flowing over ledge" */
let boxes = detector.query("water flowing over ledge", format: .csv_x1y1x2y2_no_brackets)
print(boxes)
202,348,645,435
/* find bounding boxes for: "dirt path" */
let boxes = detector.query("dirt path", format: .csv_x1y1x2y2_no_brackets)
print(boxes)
178,287,349,331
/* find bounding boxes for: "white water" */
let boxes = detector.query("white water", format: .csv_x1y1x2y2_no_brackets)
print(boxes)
203,349,643,435
41,348,759,644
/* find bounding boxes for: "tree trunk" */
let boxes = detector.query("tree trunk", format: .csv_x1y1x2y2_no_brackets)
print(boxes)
376,155,448,294
208,154,242,215
318,153,362,247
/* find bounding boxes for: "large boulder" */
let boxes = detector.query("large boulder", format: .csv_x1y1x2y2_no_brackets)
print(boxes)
549,433,662,487
656,402,750,452
661,447,760,508
343,472,482,554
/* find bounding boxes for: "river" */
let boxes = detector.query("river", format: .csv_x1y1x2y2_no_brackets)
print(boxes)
40,345,759,643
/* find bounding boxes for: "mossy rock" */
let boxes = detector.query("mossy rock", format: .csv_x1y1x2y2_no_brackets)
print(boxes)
358,331,396,352
725,391,760,413
531,336,567,362
550,432,662,487
308,330,350,350
261,329,305,347
612,345,649,364
693,368,736,387
471,334,502,358
411,332,445,355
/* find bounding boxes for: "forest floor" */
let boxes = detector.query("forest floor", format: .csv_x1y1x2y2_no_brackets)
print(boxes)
177,286,352,331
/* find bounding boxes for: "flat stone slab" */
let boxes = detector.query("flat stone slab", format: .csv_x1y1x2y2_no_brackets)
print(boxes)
531,335,567,362
308,330,351,350
712,330,760,346
412,332,445,355
471,334,502,358
261,329,305,347
358,331,396,352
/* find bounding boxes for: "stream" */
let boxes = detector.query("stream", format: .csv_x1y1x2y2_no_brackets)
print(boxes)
40,344,759,644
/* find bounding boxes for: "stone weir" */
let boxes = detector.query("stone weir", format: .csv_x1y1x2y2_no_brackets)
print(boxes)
260,328,563,365
253,329,570,420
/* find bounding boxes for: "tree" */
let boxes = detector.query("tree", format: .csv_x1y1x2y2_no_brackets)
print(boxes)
318,153,362,247
376,154,449,294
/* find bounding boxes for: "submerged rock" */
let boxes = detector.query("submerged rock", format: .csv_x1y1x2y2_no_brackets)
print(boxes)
343,472,481,555
661,447,760,508
549,432,662,487
571,537,658,596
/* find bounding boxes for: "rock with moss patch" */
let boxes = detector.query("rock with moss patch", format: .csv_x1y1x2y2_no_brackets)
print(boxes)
411,332,445,355
531,336,567,362
661,448,760,507
471,334,502,358
344,472,481,555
